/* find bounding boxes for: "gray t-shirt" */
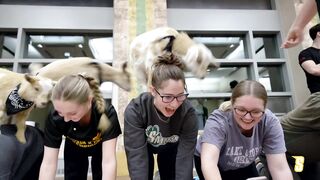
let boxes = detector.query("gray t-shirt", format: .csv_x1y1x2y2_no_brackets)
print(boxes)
195,109,286,171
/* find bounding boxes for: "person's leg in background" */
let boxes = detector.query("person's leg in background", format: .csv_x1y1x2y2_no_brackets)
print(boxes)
194,155,205,180
282,92,320,162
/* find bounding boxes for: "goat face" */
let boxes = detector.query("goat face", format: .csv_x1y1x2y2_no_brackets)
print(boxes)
183,44,219,79
34,76,55,108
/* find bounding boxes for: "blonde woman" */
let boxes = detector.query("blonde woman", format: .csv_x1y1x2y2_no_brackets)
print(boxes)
39,75,121,180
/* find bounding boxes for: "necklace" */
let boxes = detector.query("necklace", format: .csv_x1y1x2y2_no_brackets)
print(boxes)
153,106,170,123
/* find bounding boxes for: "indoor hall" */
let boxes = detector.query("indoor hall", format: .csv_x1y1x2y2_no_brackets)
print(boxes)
0,0,319,179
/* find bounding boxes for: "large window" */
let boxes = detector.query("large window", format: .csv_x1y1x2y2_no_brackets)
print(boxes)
25,33,113,60
0,32,17,59
253,33,281,59
192,34,249,59
184,31,291,115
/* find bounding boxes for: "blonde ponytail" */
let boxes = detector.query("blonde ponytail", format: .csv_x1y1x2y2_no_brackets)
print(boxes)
219,101,232,112
84,75,110,133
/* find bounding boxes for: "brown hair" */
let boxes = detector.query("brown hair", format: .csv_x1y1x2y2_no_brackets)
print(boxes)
219,80,267,111
51,74,110,132
151,52,186,89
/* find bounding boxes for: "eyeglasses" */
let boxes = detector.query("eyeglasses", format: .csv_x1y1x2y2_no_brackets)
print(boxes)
234,107,264,118
154,88,189,103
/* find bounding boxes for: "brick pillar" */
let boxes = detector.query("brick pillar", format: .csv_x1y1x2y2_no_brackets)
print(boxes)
113,0,167,150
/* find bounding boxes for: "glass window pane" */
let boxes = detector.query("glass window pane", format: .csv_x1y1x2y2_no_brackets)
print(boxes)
0,63,13,70
167,0,272,10
267,97,292,114
186,65,251,93
192,35,248,59
258,64,286,92
253,33,281,59
188,97,225,129
1,33,17,59
25,34,113,60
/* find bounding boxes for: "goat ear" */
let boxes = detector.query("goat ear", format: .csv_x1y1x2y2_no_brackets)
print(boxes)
122,61,127,71
122,62,132,75
24,74,37,84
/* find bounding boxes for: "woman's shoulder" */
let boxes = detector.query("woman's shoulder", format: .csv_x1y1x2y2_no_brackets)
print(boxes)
206,109,232,127
126,92,153,112
258,109,281,129
262,109,279,121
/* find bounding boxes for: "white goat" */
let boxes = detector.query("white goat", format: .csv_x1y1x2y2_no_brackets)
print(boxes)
0,68,54,143
129,26,219,88
29,57,131,91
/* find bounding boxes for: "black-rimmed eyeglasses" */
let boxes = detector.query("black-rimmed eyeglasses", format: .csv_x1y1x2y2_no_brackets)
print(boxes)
154,88,189,103
234,108,264,118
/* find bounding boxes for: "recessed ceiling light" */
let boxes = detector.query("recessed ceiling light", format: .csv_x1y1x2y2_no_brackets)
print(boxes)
64,52,70,57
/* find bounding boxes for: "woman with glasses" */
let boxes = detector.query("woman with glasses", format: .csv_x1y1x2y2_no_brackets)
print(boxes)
124,52,198,180
194,80,293,180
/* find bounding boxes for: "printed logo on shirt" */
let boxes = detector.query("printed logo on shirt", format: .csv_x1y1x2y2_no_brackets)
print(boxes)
66,132,102,148
225,146,262,168
145,125,179,147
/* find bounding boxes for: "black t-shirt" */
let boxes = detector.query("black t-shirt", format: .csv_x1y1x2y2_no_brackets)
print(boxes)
44,101,121,149
298,47,320,93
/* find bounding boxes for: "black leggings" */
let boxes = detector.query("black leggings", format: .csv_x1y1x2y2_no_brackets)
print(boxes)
64,139,103,180
194,155,259,180
147,144,178,180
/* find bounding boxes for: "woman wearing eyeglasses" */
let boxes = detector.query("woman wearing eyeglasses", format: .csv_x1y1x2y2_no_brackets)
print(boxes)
194,80,293,180
124,52,198,180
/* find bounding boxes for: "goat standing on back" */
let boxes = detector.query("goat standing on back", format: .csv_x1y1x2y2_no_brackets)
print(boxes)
129,26,219,92
29,57,131,92
0,68,54,143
